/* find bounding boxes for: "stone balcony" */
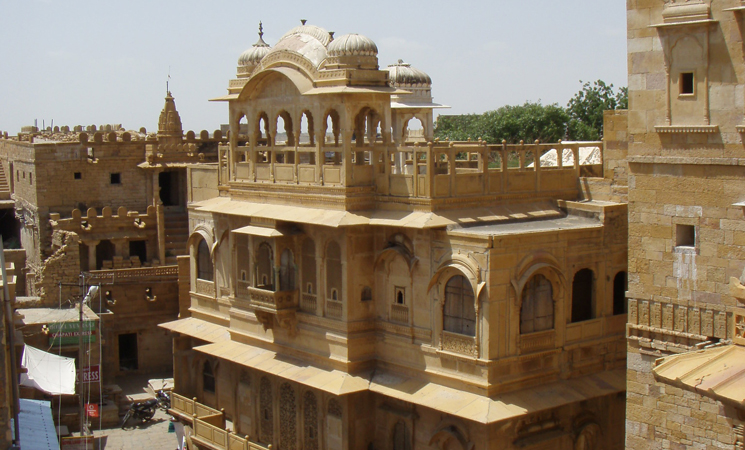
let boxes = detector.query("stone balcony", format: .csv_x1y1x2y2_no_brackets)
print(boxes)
169,393,270,450
222,141,604,211
235,281,299,335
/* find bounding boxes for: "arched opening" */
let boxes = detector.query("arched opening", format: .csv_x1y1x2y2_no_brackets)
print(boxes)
324,110,342,166
520,274,554,334
279,248,296,291
613,271,628,315
237,115,249,164
326,241,342,301
299,111,316,166
443,275,476,336
202,361,215,393
392,421,411,450
95,239,115,270
256,242,274,290
276,110,295,146
197,239,213,281
571,268,594,323
301,239,316,295
403,116,426,143
256,112,270,147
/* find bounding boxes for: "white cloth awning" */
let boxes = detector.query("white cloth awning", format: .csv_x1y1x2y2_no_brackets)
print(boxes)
20,345,76,396
16,399,59,450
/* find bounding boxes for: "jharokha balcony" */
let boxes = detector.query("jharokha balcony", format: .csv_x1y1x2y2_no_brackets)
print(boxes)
235,280,299,335
170,393,270,450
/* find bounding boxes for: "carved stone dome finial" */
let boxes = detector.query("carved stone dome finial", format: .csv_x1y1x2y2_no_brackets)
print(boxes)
238,22,271,68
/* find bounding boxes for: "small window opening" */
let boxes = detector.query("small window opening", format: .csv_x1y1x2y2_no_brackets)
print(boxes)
202,361,215,393
29,173,32,185
676,224,696,247
241,270,247,281
74,172,82,180
361,286,372,302
680,72,694,95
395,287,405,305
262,274,268,286
307,283,313,294
331,289,338,301
110,173,121,185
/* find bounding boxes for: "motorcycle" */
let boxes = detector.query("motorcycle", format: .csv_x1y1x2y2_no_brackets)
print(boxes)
156,389,171,411
121,398,158,429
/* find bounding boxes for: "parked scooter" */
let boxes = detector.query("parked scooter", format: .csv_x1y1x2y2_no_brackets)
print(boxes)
121,398,158,429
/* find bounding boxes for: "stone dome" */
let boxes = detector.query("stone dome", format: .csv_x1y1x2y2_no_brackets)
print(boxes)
386,60,432,87
280,21,332,46
327,33,378,57
238,23,271,67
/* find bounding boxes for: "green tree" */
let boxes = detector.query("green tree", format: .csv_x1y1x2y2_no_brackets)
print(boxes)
435,101,569,144
566,80,628,141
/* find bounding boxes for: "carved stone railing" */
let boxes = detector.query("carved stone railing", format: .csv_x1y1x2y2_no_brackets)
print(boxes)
169,392,222,422
245,286,298,335
171,393,270,450
390,304,409,324
326,298,343,319
441,331,478,357
627,298,729,342
247,286,297,311
195,279,216,297
90,265,178,280
300,293,317,313
518,329,556,354
235,279,251,300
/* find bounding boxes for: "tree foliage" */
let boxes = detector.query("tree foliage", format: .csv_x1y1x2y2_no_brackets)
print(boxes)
566,80,628,141
434,80,628,144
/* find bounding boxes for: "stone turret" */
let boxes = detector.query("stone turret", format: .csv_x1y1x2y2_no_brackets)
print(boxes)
157,91,183,146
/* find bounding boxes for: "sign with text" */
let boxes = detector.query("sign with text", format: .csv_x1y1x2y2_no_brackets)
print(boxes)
48,321,96,346
60,436,94,450
77,365,100,384
85,403,99,418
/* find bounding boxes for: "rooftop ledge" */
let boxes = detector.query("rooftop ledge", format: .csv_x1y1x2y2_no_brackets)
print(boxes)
654,125,719,134
651,19,717,28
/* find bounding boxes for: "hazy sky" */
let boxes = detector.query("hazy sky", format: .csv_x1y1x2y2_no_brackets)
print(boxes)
0,1,627,134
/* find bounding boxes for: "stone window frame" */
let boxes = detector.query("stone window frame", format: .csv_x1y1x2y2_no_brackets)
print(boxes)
442,274,477,337
570,268,596,323
429,262,482,357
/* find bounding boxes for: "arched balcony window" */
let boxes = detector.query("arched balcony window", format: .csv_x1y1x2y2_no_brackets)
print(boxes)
443,275,476,336
520,274,554,334
197,239,213,281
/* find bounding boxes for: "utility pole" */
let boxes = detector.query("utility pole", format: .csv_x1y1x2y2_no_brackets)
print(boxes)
0,240,21,449
78,273,85,437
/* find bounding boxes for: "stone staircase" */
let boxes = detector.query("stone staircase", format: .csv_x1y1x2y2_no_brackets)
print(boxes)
0,163,11,200
164,210,189,265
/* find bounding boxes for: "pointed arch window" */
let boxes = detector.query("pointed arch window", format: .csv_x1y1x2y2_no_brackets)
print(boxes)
443,275,476,336
520,274,554,334
197,239,213,281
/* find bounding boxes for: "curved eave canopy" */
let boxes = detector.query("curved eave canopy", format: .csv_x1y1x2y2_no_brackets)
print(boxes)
236,66,315,102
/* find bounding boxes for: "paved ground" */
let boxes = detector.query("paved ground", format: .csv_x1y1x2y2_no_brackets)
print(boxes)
89,372,180,450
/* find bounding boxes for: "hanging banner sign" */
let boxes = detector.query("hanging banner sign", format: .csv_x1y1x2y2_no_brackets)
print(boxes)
48,321,97,346
77,365,100,384
85,402,99,418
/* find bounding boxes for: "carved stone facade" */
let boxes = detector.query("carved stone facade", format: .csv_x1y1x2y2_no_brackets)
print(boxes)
163,20,629,450
626,1,745,449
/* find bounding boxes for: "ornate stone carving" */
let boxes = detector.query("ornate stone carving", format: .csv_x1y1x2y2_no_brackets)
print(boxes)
441,331,478,357
260,377,273,444
328,398,342,418
195,279,216,297
279,383,297,450
303,391,319,450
